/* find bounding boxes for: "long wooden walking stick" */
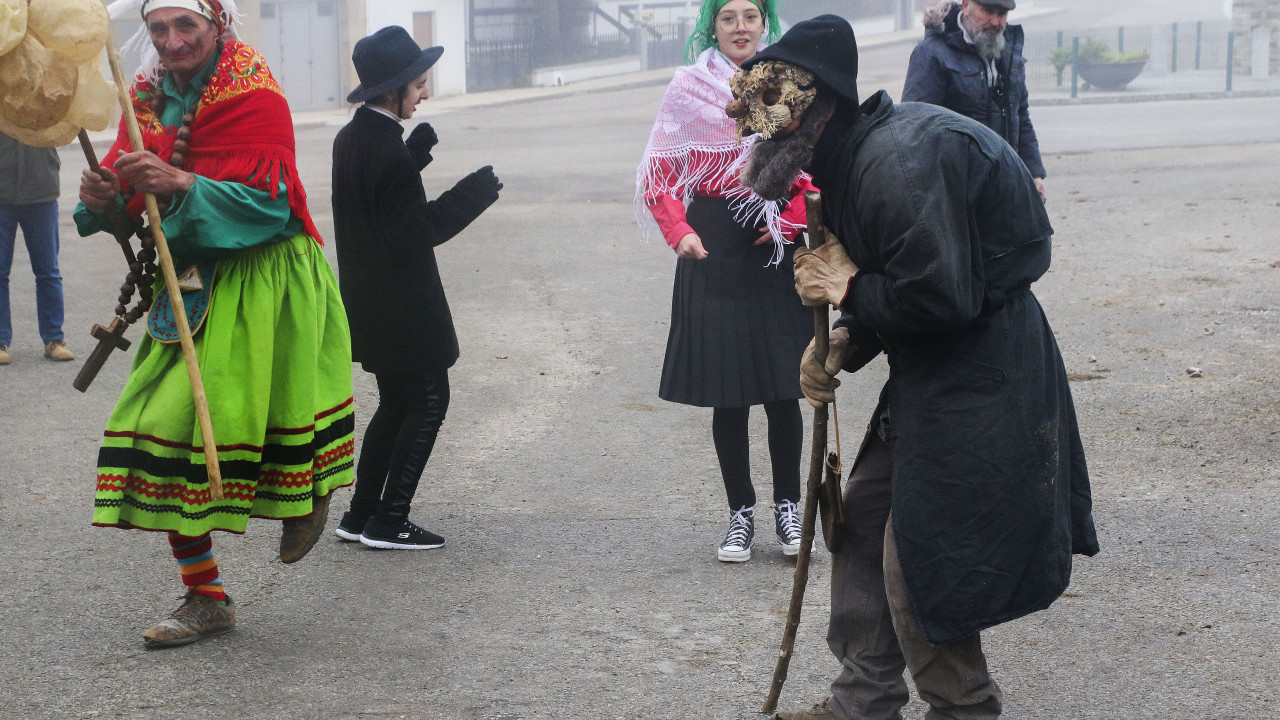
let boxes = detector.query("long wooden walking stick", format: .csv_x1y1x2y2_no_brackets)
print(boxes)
101,24,224,499
761,190,836,715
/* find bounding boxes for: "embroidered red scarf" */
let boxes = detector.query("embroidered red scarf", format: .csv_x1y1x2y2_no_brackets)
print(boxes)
102,40,322,243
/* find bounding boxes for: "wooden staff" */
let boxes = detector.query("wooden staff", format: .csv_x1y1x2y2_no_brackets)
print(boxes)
77,129,138,266
761,190,832,715
101,23,224,499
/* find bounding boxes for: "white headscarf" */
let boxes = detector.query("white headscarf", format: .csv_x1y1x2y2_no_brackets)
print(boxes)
140,0,218,23
107,0,241,83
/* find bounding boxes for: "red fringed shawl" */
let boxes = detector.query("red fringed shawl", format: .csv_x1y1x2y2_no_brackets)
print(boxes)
102,40,322,243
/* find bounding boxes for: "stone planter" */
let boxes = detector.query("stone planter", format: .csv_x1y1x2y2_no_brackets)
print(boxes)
1077,59,1148,90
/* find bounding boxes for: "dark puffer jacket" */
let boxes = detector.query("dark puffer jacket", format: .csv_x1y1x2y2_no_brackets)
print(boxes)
902,0,1046,178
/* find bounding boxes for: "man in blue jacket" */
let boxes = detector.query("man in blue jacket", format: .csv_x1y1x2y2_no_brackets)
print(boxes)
903,0,1047,201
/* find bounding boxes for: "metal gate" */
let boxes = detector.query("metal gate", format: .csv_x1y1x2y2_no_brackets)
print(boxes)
258,0,342,111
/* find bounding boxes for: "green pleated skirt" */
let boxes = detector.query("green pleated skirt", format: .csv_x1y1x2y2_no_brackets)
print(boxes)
93,233,355,535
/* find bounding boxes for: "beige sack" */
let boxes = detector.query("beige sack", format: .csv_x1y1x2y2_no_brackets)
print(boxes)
26,0,110,64
66,59,117,132
0,115,81,147
0,0,27,57
0,33,78,131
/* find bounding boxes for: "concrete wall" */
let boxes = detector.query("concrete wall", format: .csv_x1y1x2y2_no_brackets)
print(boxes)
339,1,367,106
1233,0,1280,75
364,0,469,97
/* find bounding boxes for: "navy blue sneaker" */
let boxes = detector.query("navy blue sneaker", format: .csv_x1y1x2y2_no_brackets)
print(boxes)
717,507,755,563
775,500,802,556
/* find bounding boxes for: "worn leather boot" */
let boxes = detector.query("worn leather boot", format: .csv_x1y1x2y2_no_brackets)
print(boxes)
143,592,236,649
279,491,331,563
774,698,838,720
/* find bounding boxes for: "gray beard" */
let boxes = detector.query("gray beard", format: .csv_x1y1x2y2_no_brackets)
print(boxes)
961,13,1007,60
973,29,1006,60
740,94,834,202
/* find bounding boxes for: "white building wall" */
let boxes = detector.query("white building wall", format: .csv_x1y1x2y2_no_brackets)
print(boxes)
365,0,468,97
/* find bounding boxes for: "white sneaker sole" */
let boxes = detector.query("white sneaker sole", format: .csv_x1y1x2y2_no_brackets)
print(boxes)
778,538,801,556
358,534,445,550
717,546,752,562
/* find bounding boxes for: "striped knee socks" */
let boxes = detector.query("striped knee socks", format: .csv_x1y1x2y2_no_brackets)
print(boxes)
167,533,227,603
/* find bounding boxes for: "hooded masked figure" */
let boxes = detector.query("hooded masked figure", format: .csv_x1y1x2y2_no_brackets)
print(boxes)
736,16,1098,720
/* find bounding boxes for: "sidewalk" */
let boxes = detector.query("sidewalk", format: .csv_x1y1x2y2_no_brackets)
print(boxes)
81,10,963,149
83,3,1277,148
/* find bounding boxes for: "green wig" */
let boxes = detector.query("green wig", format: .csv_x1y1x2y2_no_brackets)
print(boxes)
684,0,782,64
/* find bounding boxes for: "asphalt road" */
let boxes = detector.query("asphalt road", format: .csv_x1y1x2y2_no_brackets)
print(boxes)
0,77,1277,718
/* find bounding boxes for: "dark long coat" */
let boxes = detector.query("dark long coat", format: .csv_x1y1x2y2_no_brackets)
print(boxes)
814,92,1099,645
331,107,494,375
902,2,1046,179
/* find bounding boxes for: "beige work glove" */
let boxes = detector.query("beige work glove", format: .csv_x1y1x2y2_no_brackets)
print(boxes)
794,238,859,308
799,326,851,408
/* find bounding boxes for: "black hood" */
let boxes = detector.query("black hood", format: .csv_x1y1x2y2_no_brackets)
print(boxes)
741,14,859,105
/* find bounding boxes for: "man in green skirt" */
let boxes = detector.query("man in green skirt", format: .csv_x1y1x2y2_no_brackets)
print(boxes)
75,0,354,648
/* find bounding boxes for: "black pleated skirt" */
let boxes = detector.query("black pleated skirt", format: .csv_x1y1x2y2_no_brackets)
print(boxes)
659,195,814,408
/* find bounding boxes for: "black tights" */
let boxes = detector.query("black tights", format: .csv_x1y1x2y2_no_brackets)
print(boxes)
348,371,450,523
712,399,803,511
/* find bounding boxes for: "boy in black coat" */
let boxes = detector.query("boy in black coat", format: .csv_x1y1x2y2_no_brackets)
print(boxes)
331,26,501,549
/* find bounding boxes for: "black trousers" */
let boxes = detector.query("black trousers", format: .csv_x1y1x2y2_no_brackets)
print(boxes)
348,370,449,523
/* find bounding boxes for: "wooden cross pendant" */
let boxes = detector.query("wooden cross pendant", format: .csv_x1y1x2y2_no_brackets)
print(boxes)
72,317,133,393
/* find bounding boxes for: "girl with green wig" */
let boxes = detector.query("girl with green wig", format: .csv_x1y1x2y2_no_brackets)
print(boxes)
685,0,782,64
638,0,814,564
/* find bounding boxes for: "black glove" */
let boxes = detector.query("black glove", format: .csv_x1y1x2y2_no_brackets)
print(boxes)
405,122,439,170
454,165,503,206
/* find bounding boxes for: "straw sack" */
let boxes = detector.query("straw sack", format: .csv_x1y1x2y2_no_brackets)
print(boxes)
0,0,26,56
0,32,78,131
67,59,117,131
26,0,110,63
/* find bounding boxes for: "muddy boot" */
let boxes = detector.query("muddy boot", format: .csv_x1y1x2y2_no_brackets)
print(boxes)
279,491,331,563
143,592,236,649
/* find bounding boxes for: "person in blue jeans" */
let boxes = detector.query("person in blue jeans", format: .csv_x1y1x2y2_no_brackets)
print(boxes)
0,131,73,364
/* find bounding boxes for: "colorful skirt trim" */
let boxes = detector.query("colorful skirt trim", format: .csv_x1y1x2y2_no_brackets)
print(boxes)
93,233,355,535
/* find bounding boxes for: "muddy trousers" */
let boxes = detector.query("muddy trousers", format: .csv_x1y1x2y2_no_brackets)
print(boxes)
827,432,1003,720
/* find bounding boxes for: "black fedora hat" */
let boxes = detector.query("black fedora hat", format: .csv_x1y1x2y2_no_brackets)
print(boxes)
347,26,443,104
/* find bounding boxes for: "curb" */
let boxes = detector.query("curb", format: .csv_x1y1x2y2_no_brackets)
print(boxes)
1034,87,1280,106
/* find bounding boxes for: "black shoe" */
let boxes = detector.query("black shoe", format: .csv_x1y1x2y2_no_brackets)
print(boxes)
359,518,445,550
334,511,369,542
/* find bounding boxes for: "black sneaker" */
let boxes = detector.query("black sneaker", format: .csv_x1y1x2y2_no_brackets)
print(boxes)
717,506,755,563
333,511,368,542
775,499,802,556
359,518,445,550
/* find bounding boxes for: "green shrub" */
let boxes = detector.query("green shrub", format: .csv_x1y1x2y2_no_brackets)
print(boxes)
1050,39,1148,71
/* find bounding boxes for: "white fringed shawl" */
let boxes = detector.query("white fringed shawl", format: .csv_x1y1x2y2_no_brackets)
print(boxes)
634,47,800,265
